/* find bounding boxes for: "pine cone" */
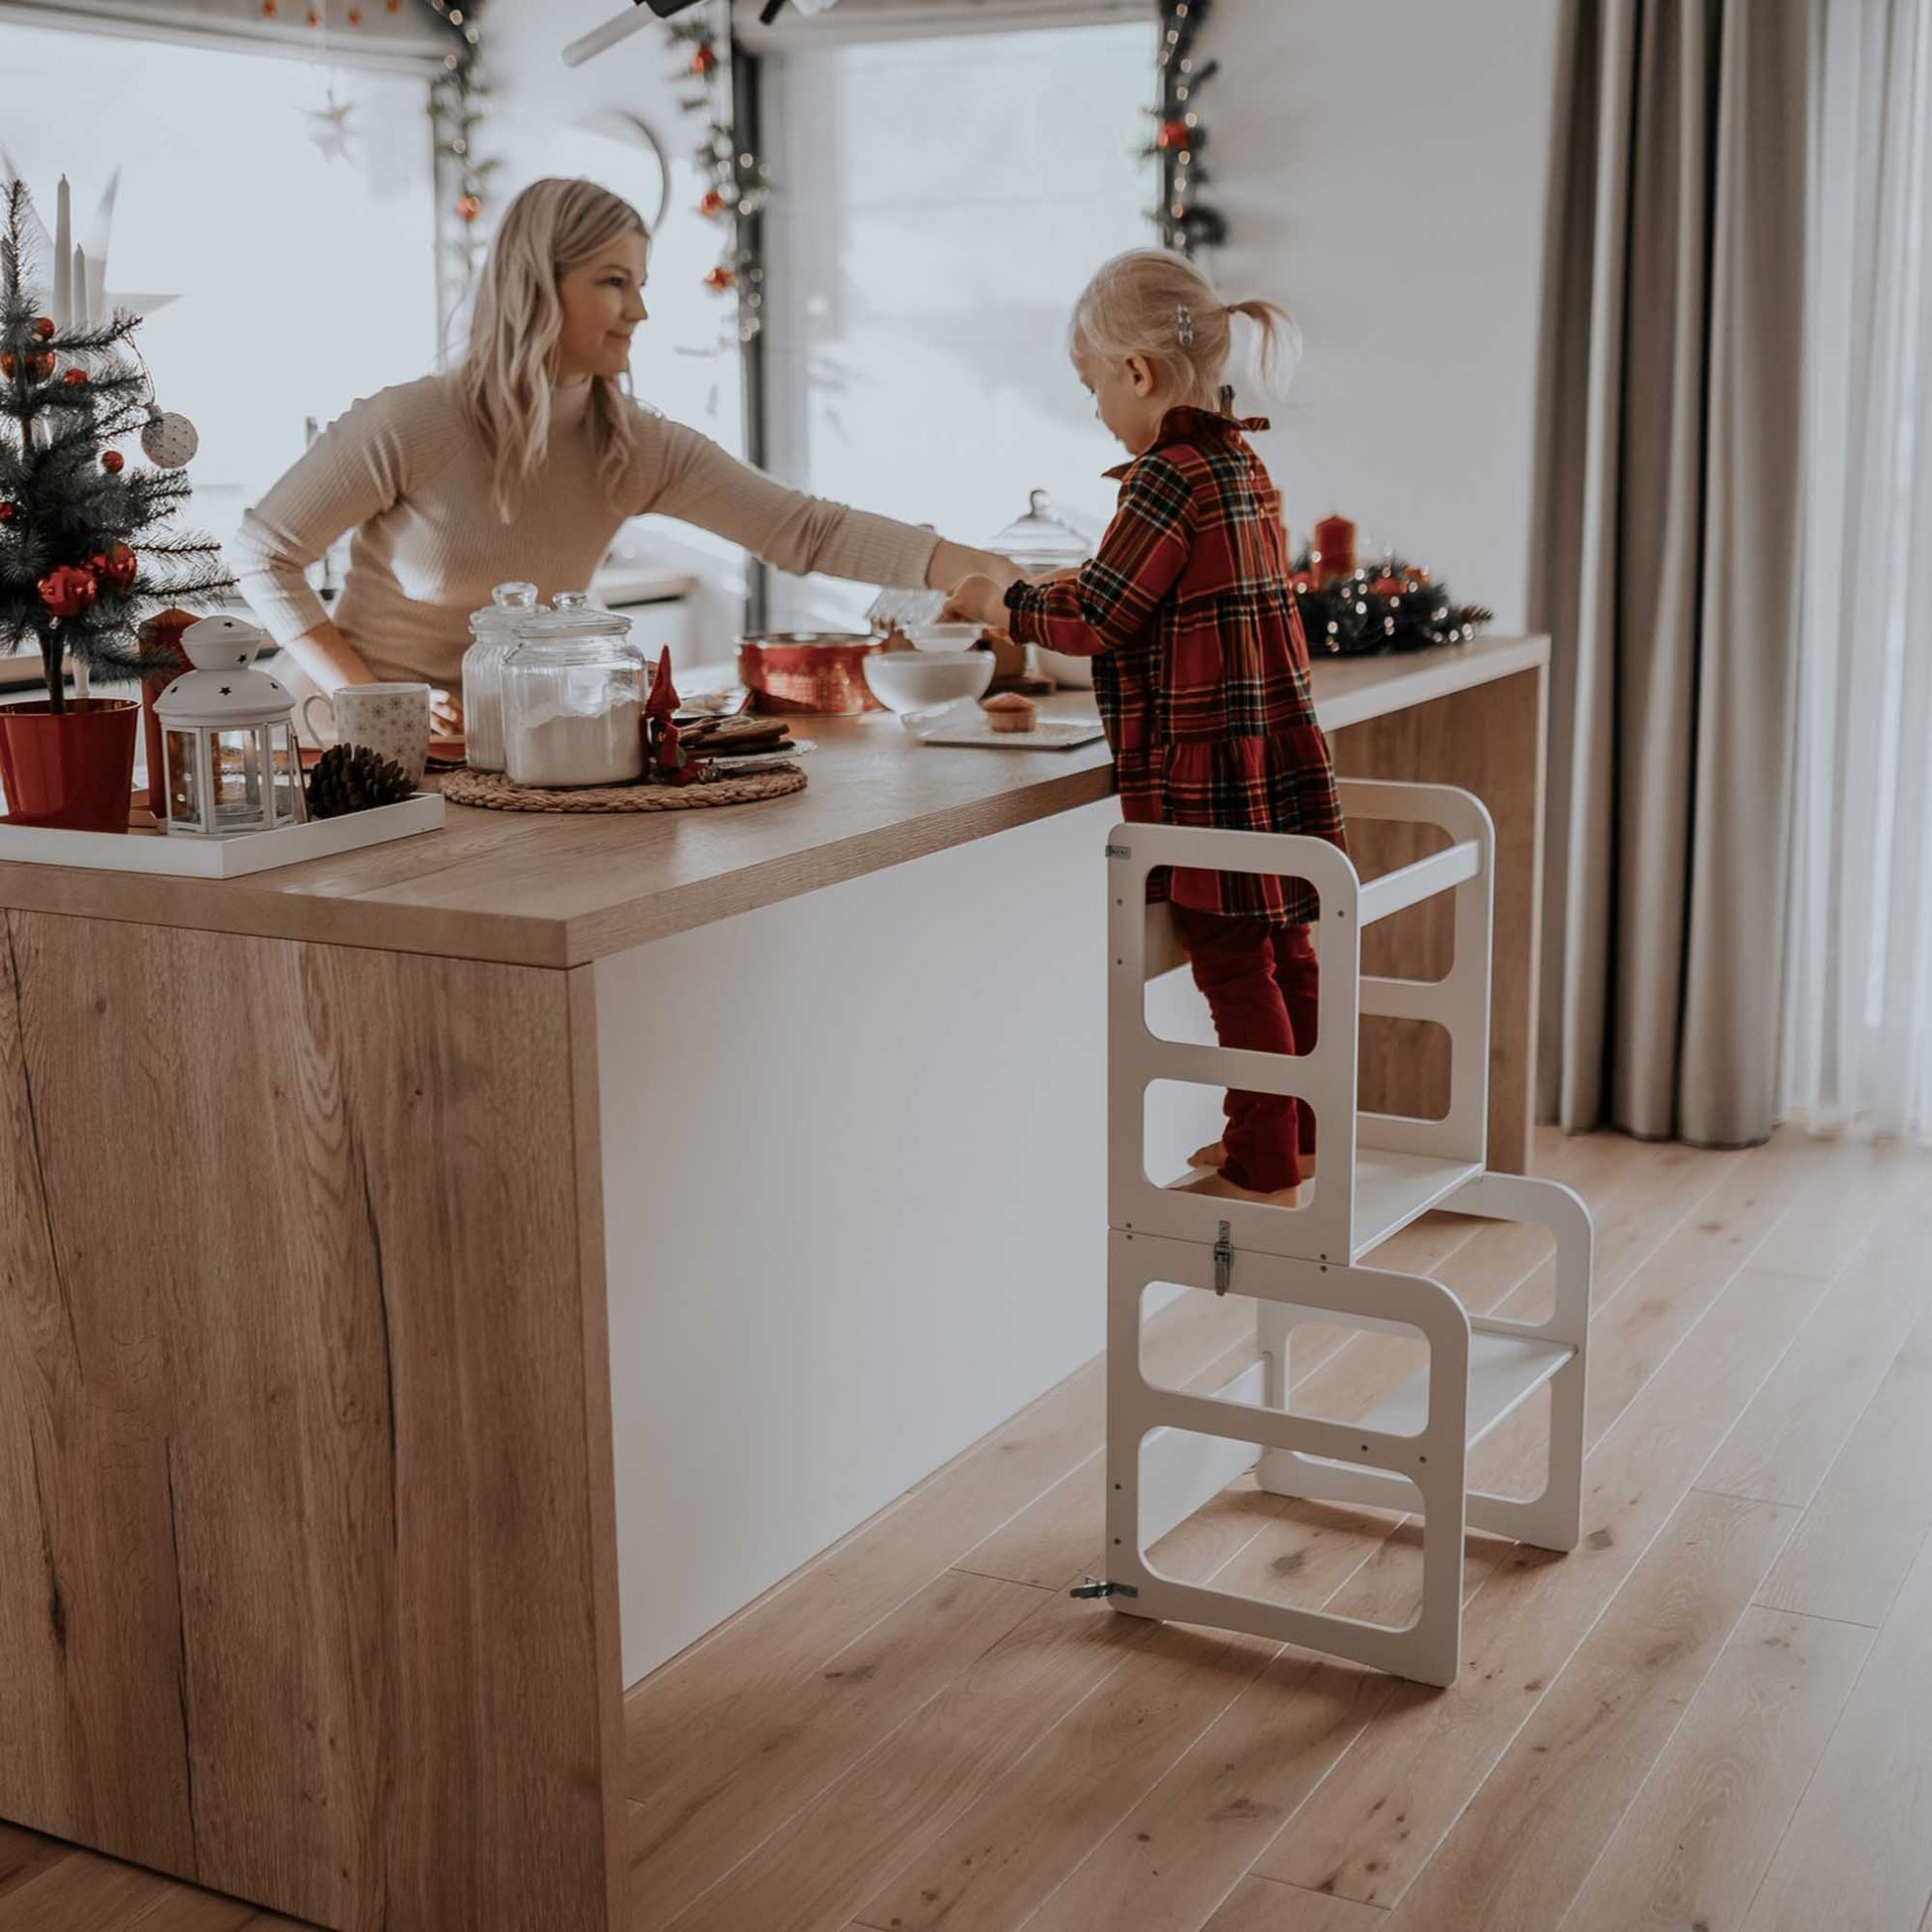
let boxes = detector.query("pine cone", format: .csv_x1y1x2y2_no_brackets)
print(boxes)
306,743,416,819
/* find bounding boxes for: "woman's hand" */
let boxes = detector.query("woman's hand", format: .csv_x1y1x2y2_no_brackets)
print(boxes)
431,688,465,737
938,574,1012,629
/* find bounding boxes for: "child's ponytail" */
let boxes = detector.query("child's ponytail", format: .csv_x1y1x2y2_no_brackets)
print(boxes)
1222,295,1302,402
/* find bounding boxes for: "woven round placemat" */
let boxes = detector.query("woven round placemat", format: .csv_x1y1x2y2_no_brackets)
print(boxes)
443,764,806,813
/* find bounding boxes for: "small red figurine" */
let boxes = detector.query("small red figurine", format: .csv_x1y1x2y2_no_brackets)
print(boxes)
644,648,704,786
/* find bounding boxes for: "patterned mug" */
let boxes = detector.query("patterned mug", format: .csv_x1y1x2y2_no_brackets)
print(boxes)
302,683,432,790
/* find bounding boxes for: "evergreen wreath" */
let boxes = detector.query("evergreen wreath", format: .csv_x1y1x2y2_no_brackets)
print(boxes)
1291,551,1493,657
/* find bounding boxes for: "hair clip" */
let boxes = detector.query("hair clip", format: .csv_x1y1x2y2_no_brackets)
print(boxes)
1175,304,1195,348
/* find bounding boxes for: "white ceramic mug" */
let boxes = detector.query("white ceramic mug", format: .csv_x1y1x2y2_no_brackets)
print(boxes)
302,683,432,789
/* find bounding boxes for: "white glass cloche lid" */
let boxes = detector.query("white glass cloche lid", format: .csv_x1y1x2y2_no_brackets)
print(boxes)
986,488,1094,571
155,616,297,727
513,588,636,646
469,580,541,640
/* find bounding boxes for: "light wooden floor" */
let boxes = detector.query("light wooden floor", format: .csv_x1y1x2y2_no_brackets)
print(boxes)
9,1128,1932,1932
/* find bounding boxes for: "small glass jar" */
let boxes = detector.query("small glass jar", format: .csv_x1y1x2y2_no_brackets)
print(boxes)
461,580,540,773
502,594,645,788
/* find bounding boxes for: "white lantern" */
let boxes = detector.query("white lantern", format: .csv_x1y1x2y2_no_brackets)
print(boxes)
155,617,307,837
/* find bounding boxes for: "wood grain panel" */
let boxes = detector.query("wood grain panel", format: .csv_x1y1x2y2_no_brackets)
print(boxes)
0,913,622,1931
1563,1604,1871,1932
1329,662,1547,1173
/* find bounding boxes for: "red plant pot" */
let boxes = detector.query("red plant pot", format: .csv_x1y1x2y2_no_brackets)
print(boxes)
0,698,140,833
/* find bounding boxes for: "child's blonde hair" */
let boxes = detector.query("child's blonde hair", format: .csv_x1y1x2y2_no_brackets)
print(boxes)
1070,249,1293,412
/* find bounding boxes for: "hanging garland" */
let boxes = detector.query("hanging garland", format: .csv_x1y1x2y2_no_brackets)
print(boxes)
423,0,494,302
1147,0,1225,255
666,4,770,343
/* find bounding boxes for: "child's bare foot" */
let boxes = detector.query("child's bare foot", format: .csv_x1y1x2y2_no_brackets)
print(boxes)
1188,1143,1317,1176
1176,1170,1302,1208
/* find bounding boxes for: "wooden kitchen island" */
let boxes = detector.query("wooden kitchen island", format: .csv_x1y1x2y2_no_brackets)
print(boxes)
0,635,1548,1931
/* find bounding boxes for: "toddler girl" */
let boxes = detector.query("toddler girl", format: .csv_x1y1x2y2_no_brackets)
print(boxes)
943,249,1345,1204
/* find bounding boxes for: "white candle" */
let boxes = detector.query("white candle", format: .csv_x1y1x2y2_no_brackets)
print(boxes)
53,177,70,330
70,245,88,330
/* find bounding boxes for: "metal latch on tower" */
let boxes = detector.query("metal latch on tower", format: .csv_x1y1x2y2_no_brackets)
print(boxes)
1069,1578,1140,1600
1214,1220,1233,1295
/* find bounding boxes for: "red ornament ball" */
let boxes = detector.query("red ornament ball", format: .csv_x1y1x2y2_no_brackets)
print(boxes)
33,317,55,341
1,349,56,381
691,43,719,75
456,193,483,223
37,563,98,619
699,188,729,218
704,265,737,292
62,366,88,387
101,449,125,475
1155,118,1192,152
1369,575,1403,598
92,542,138,591
0,502,16,523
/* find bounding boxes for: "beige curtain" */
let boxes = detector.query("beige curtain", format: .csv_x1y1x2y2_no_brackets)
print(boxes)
1536,0,1811,1145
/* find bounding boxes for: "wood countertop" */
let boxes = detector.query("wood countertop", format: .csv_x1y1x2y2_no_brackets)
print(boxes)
0,634,1548,969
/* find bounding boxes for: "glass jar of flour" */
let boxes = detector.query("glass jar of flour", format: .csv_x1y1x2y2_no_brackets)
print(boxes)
460,580,540,773
501,594,646,788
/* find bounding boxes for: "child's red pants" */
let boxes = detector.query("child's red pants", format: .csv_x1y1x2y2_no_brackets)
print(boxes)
1172,906,1319,1194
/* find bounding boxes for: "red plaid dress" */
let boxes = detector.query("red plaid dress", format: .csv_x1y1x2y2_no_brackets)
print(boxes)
1004,407,1345,926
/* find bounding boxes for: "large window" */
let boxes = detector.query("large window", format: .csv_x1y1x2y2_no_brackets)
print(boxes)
0,19,440,552
763,19,1159,628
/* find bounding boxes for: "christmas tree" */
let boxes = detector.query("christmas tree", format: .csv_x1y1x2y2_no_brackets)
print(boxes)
0,179,229,714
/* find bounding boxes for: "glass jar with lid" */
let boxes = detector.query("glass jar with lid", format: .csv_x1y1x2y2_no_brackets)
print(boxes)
501,593,646,788
461,581,540,773
984,488,1098,689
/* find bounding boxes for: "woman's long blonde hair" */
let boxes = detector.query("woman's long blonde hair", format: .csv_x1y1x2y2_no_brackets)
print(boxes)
459,178,648,523
1070,249,1294,412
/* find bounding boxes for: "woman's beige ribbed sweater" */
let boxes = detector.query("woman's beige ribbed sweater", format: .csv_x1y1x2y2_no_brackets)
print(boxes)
232,374,938,686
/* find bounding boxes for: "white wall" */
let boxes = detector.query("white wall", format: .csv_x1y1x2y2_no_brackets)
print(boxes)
483,0,1567,645
1213,0,1566,634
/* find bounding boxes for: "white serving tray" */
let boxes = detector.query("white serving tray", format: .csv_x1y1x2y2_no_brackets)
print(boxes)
0,792,445,879
899,700,1106,752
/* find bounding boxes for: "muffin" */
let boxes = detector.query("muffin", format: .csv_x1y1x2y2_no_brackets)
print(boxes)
983,692,1038,735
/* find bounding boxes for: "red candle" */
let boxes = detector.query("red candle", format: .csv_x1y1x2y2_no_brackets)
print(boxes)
1312,513,1356,587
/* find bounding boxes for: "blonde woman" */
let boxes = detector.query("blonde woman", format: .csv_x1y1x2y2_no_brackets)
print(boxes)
235,178,1015,731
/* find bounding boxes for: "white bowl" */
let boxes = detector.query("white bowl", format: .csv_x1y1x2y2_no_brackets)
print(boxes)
905,622,987,654
863,649,995,714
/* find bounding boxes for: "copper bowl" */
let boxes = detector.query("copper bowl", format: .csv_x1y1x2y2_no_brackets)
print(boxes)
738,632,885,716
